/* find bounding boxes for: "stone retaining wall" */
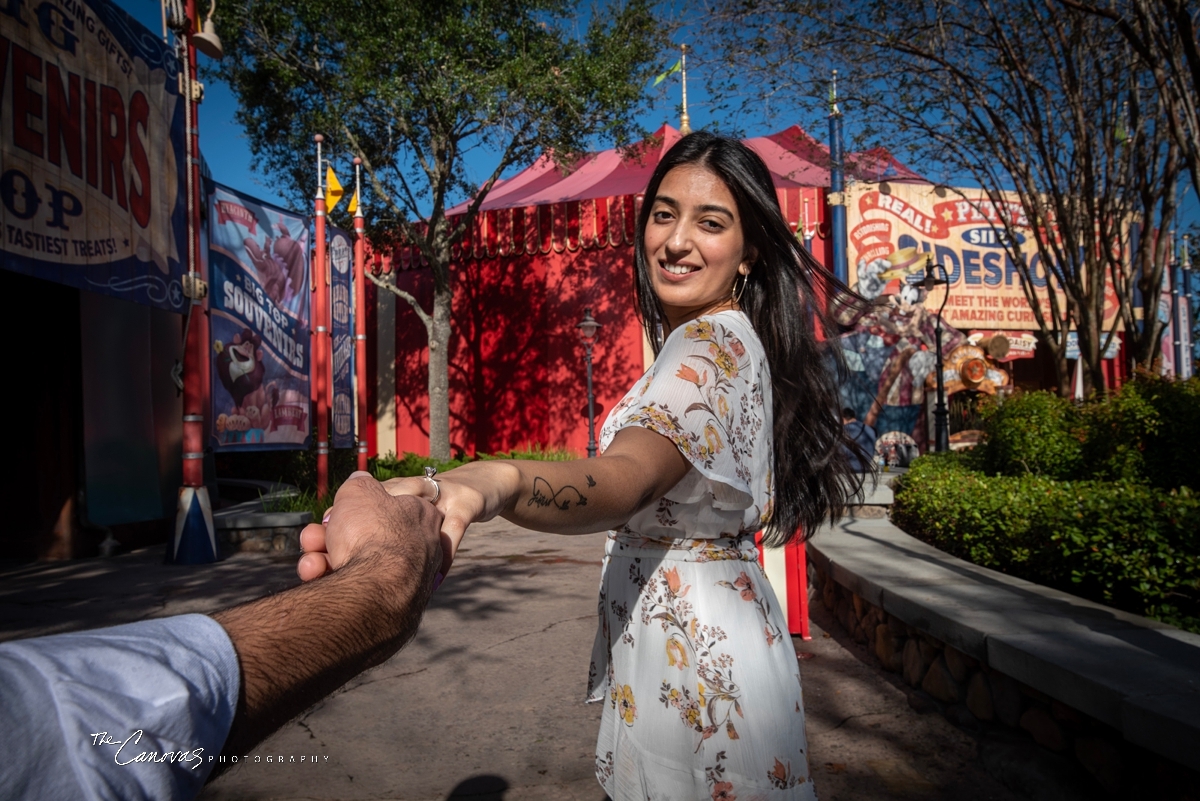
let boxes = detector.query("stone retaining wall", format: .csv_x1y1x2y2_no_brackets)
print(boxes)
218,525,304,554
812,561,1199,798
213,507,311,556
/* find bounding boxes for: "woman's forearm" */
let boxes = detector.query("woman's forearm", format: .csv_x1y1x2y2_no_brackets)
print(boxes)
444,428,690,535
503,455,658,533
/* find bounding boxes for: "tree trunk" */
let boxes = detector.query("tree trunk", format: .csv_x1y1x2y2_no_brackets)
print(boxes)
1055,354,1071,397
428,285,453,461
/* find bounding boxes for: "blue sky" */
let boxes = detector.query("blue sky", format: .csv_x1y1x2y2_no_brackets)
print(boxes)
117,0,1196,235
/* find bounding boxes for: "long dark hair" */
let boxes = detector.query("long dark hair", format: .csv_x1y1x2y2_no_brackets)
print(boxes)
633,131,869,546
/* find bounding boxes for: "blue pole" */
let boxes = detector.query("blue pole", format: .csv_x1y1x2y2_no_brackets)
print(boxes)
1172,261,1182,376
828,71,848,285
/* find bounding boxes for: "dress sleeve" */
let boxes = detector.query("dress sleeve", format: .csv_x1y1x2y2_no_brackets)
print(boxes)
599,316,767,512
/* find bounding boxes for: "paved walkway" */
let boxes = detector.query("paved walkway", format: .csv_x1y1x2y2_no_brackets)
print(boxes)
0,521,1021,800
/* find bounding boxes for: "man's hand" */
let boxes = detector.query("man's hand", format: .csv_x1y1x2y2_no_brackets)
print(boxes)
211,473,444,764
297,471,444,590
379,462,521,580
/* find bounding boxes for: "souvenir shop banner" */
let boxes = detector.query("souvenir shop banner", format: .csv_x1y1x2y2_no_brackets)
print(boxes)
208,183,310,450
329,226,356,448
845,184,1119,331
0,0,187,312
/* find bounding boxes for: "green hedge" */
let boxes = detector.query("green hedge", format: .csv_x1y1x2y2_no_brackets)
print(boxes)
975,376,1200,489
977,391,1084,480
891,453,1200,633
1081,376,1200,489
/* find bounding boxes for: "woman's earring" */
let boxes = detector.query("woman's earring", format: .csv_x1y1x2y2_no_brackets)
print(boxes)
732,272,748,305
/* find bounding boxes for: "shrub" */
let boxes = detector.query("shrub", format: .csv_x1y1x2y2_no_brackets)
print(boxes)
215,445,359,494
976,377,1200,489
477,444,577,462
891,455,1200,633
261,484,340,519
976,391,1084,480
1080,375,1200,490
370,444,577,480
370,452,470,481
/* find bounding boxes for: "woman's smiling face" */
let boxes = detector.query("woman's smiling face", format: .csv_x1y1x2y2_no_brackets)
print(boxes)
644,164,751,332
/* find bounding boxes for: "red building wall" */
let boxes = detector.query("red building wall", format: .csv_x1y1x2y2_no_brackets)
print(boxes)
375,188,830,457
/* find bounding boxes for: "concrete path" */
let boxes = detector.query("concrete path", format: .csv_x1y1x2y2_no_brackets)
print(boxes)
0,520,1021,801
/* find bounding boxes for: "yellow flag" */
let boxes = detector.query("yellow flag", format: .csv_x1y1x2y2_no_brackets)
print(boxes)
347,190,359,215
653,59,681,87
325,167,345,212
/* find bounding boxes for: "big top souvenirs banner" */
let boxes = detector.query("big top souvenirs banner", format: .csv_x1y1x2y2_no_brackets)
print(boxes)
208,183,310,450
845,183,1119,331
0,0,187,311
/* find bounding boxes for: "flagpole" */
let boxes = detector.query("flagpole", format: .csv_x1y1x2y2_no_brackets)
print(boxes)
828,70,848,284
679,44,691,135
314,134,330,497
352,158,369,472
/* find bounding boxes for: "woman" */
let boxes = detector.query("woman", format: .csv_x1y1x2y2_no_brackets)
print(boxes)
302,132,865,799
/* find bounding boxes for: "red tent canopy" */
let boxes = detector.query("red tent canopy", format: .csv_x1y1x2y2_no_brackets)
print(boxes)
448,124,926,215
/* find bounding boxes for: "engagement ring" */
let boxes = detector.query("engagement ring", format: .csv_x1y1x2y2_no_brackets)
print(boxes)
424,466,441,504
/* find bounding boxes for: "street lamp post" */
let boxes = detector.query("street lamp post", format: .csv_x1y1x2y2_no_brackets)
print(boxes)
1171,230,1182,376
1182,234,1193,379
577,308,602,458
917,257,951,452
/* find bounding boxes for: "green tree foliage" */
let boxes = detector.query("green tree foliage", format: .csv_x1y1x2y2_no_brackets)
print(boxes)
211,0,666,459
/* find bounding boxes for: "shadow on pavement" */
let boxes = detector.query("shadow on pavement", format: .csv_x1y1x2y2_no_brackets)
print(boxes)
445,774,509,799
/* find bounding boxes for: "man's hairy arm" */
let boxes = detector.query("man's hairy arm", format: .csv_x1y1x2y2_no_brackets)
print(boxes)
212,478,442,762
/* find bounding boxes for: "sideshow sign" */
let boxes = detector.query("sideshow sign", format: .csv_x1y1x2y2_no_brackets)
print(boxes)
208,182,310,450
845,184,1119,331
0,0,186,311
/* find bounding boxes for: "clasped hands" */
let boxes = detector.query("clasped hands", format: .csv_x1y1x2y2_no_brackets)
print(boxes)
296,464,518,587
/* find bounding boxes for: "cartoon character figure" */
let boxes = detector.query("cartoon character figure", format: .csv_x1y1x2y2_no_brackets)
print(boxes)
835,248,967,443
244,217,306,311
215,329,265,409
214,329,280,442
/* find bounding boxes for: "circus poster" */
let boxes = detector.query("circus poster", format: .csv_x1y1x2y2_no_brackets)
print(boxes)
207,183,310,450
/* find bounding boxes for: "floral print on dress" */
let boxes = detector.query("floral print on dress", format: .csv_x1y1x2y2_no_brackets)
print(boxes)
620,319,757,480
718,571,784,647
644,566,745,751
768,758,808,789
707,751,736,800
590,312,814,800
599,313,774,543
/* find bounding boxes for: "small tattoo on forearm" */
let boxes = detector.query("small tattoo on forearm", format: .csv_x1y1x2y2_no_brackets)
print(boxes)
528,477,589,510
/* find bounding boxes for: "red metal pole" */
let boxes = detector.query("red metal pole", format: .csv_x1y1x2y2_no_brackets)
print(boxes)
173,0,217,563
181,17,205,490
353,158,369,471
786,538,811,640
314,135,329,496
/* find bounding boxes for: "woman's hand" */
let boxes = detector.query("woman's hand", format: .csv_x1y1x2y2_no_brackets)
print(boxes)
381,461,522,575
297,472,444,586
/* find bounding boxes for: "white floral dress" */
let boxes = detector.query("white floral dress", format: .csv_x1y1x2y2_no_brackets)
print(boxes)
588,310,817,801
